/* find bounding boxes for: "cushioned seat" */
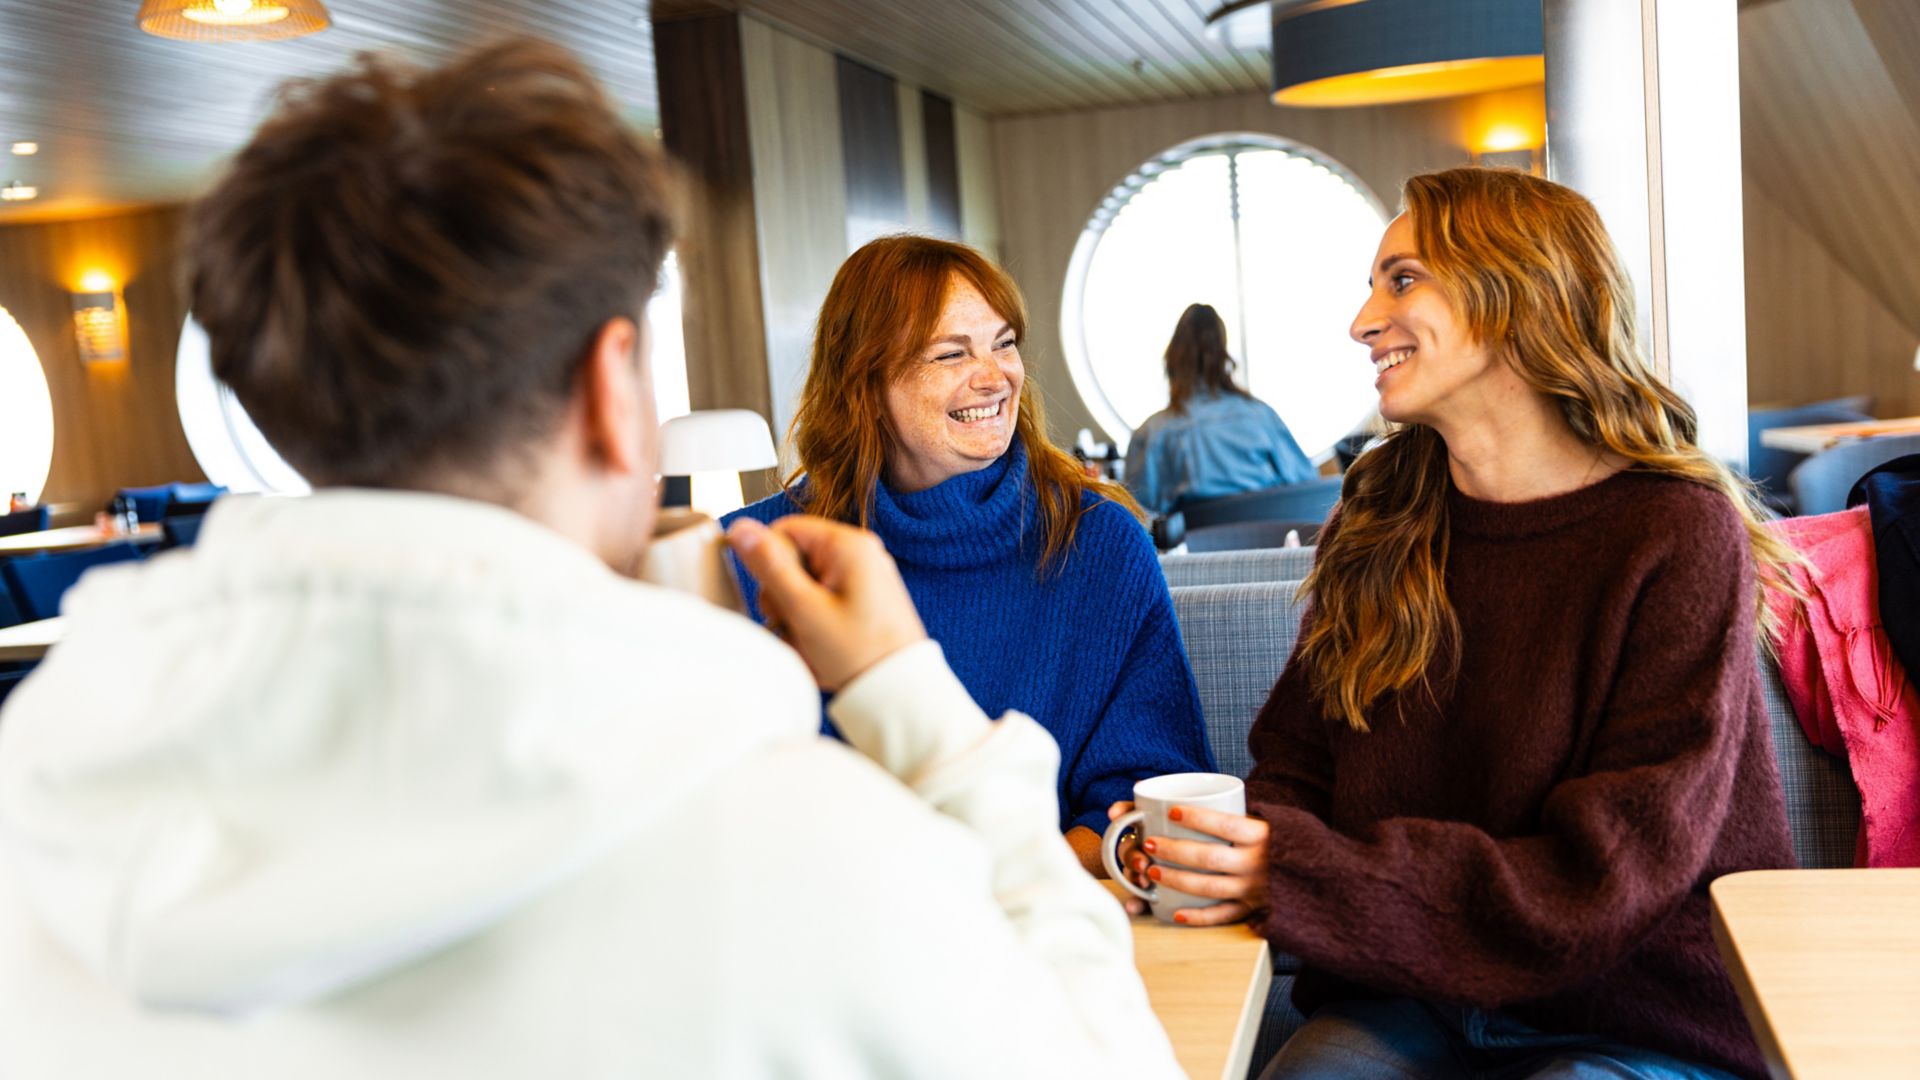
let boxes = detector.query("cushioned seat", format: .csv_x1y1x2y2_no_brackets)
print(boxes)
0,542,145,622
1160,547,1316,589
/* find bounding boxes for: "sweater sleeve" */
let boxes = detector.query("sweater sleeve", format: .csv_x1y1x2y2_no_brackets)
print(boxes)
1249,518,1761,1007
1061,510,1217,835
828,640,1184,1077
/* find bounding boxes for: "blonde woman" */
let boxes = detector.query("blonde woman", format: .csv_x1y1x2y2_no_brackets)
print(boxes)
1115,169,1796,1080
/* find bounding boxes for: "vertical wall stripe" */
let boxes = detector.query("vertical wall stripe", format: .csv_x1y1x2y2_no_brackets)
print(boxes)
954,104,1002,261
652,13,774,431
836,55,907,252
922,91,962,241
740,16,847,453
896,82,931,232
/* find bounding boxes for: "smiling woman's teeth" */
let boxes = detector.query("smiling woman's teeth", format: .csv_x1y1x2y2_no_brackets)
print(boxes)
1375,348,1413,376
950,402,1002,422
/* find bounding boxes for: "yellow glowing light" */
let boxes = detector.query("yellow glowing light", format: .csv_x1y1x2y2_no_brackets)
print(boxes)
1476,124,1536,154
181,1,291,26
78,271,116,293
1274,56,1545,108
10,142,36,156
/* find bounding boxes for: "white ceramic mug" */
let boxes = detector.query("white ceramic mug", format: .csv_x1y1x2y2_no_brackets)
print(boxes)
1100,772,1246,923
638,509,747,614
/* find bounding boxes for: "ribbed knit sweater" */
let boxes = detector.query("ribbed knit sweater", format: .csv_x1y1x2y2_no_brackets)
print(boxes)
1248,469,1793,1080
725,439,1214,835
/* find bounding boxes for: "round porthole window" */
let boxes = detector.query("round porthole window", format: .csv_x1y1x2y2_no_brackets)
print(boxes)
1061,134,1388,457
0,305,55,505
173,316,310,495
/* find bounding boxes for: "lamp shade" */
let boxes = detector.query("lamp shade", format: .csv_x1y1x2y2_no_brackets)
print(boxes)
1271,0,1543,108
659,409,778,476
137,0,331,42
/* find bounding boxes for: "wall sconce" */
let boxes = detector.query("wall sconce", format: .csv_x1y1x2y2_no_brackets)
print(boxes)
71,279,127,365
659,409,778,518
1474,147,1541,175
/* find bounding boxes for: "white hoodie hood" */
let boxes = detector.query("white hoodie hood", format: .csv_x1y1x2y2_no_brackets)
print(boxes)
0,491,815,1017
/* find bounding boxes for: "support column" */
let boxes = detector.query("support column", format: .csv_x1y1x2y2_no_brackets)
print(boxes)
1542,0,1748,465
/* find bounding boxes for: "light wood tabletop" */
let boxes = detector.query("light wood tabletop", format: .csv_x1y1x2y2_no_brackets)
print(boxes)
1757,416,1920,455
0,524,161,555
1710,868,1920,1080
1104,880,1274,1080
0,617,63,662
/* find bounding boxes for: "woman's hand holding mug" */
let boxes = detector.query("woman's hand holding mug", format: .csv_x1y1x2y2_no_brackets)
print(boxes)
1105,785,1270,926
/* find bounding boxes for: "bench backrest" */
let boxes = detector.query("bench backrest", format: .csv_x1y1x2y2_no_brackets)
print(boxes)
1170,580,1861,869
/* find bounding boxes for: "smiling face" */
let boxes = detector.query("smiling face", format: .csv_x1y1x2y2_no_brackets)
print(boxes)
883,275,1024,493
1350,213,1517,431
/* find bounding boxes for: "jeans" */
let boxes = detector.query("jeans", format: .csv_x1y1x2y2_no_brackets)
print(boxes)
1258,997,1742,1080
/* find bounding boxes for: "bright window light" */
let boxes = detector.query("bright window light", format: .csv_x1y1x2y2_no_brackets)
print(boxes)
0,305,55,505
649,251,690,424
1062,135,1388,458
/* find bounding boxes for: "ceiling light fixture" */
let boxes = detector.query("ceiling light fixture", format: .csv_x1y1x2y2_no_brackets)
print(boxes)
10,143,37,156
0,182,38,202
137,0,331,42
1208,0,1544,109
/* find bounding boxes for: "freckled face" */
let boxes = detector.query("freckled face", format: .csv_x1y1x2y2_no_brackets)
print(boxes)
1349,213,1504,429
884,277,1023,493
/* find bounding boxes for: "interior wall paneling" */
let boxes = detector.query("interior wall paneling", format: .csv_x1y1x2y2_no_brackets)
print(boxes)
954,104,1002,261
922,91,962,241
1744,179,1920,416
653,12,775,432
740,16,849,458
895,81,932,233
989,91,1498,444
0,205,204,510
836,55,908,251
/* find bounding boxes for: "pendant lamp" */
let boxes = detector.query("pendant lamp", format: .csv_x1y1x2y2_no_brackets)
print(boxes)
1209,0,1544,109
137,0,332,43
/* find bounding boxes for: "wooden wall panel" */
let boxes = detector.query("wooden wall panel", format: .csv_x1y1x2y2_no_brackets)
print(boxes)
989,90,1512,443
740,16,848,456
954,104,1002,261
1744,179,1920,415
922,91,962,241
895,82,931,233
654,13,774,429
0,205,203,511
836,55,907,251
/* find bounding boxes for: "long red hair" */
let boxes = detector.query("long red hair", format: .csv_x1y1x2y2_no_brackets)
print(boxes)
786,235,1141,568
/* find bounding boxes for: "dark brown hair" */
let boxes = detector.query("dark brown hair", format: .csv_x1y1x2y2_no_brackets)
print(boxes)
786,235,1141,569
1300,167,1800,732
1164,302,1245,413
187,39,680,487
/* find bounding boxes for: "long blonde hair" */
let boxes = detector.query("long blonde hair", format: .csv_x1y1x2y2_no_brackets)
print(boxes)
785,235,1141,569
1300,167,1799,732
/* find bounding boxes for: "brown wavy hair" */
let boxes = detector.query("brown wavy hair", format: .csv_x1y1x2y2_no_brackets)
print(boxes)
785,234,1141,569
1300,167,1801,732
1165,303,1246,413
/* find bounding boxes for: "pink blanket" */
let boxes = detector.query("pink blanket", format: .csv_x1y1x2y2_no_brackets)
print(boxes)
1767,507,1920,867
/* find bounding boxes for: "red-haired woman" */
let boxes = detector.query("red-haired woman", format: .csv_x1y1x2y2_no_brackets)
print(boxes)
725,235,1214,873
1115,169,1797,1079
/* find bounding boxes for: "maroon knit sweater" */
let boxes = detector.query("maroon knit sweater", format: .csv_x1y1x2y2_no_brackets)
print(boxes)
1248,469,1794,1080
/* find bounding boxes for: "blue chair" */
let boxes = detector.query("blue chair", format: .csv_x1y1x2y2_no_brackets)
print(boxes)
162,514,207,550
116,482,227,523
1185,519,1322,553
0,667,31,710
1177,477,1344,532
1748,397,1872,512
0,506,50,538
1791,435,1920,517
0,542,145,622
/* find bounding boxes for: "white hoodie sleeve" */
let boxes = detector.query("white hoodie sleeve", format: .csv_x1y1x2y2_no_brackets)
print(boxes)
828,640,1185,1078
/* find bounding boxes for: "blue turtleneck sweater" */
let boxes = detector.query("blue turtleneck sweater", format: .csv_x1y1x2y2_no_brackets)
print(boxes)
724,440,1214,836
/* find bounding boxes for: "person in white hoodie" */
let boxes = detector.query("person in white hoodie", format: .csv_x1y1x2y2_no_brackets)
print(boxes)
0,39,1183,1079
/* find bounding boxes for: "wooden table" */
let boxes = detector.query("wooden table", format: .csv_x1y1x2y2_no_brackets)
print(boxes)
0,617,62,662
1104,881,1274,1080
1758,416,1920,455
1710,868,1920,1080
0,523,161,555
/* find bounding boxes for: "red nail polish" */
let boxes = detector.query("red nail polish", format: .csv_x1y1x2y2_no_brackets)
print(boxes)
1148,865,1162,881
1142,839,1157,854
1169,807,1184,822
1174,912,1187,924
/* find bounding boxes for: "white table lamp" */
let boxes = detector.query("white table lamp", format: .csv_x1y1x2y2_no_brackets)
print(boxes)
659,409,779,517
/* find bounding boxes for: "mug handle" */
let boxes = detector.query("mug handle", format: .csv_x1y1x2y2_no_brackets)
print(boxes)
1101,809,1155,902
